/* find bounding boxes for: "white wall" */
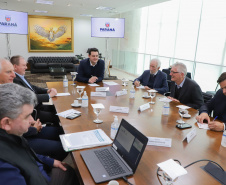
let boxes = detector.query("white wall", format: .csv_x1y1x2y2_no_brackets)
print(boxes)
0,17,117,61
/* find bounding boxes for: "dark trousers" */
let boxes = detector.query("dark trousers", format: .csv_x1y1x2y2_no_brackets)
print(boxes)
26,127,67,161
50,165,80,185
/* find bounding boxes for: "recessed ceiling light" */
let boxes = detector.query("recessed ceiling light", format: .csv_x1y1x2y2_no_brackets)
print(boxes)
36,0,54,5
96,6,114,11
67,3,71,6
34,10,48,13
80,14,93,17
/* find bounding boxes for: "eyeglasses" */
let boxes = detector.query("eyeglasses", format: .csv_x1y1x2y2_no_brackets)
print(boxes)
170,71,180,74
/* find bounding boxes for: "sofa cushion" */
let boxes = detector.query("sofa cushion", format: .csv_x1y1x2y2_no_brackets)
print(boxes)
62,63,74,68
34,63,48,69
48,63,62,68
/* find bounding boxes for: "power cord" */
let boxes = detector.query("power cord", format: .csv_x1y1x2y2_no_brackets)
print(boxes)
122,176,133,185
156,159,225,184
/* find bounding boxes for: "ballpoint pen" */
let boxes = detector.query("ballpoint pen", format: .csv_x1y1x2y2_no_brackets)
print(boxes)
213,116,218,121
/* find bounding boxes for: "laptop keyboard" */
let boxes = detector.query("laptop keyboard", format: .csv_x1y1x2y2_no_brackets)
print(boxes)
94,149,126,176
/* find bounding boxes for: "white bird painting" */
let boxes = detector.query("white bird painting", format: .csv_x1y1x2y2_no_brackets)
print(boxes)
34,25,67,42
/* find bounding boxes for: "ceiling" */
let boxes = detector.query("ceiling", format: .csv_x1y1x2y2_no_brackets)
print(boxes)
0,0,168,18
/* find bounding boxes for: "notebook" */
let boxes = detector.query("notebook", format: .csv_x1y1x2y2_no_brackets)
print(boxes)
80,119,148,183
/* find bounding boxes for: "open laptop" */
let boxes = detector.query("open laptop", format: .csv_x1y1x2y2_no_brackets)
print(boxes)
80,119,148,183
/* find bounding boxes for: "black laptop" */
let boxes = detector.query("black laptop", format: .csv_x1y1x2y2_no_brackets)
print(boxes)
80,119,148,183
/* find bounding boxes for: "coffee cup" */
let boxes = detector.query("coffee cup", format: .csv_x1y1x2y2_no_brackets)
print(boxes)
144,92,148,97
108,180,119,185
74,100,79,106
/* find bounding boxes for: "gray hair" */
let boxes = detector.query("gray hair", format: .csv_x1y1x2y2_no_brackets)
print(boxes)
171,62,187,76
150,58,161,68
0,83,37,120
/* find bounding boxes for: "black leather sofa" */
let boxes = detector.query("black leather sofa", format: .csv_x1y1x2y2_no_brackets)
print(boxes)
28,56,79,74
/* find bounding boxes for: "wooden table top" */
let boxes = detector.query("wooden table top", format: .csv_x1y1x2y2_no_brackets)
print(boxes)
47,80,226,185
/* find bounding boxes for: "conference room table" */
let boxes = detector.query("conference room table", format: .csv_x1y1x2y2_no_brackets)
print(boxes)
47,80,226,185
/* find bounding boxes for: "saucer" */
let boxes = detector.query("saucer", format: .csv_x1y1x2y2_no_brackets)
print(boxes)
71,103,81,107
142,95,151,99
183,114,191,118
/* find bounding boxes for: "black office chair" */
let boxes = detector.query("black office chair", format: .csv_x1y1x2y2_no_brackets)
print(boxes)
202,92,213,103
206,84,219,97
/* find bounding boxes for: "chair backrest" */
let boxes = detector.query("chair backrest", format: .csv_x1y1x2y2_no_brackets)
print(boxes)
202,92,213,103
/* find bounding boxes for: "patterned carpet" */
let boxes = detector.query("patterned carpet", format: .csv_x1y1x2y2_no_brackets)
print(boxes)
25,71,72,88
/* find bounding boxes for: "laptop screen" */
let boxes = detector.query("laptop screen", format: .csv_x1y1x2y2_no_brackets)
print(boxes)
112,119,148,172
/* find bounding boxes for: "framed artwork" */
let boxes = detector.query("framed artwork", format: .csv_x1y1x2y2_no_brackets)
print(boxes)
28,15,74,52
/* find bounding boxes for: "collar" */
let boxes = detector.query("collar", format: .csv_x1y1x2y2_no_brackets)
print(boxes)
150,70,159,76
176,77,186,88
15,72,25,79
89,59,97,67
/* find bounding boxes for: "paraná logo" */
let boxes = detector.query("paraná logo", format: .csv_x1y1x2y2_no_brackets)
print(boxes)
5,16,11,22
105,22,110,27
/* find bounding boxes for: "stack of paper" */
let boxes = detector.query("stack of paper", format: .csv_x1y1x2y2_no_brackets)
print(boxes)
60,129,112,151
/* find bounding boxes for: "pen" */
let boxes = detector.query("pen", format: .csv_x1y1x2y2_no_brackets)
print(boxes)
213,116,218,121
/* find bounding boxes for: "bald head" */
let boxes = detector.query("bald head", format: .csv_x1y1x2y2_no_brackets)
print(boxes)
0,58,16,84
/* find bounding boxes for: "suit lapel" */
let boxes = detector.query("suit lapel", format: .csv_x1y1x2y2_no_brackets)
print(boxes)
16,74,35,92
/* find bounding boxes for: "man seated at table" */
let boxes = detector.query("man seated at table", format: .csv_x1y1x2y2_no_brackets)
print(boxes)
0,58,16,84
76,48,105,83
196,72,226,131
133,58,168,94
0,83,79,185
10,55,59,124
168,62,203,109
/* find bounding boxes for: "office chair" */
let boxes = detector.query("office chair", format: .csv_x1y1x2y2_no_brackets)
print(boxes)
202,92,213,103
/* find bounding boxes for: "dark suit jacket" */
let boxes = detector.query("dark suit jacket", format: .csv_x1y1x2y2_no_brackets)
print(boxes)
134,70,168,94
199,89,226,126
13,74,49,103
170,77,204,109
76,58,105,83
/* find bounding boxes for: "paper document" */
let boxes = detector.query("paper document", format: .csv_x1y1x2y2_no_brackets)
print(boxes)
60,129,112,151
176,105,191,109
56,93,70,96
91,92,106,97
56,109,81,118
88,83,99,87
197,122,209,130
159,97,172,102
109,106,129,113
157,159,187,180
103,81,119,86
91,103,105,109
96,87,109,91
136,85,145,89
148,137,172,147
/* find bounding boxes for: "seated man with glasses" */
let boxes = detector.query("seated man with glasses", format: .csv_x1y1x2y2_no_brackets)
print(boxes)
133,58,168,94
168,62,203,109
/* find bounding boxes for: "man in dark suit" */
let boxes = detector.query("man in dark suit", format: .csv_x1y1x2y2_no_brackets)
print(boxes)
196,72,226,131
168,62,203,109
76,48,105,83
10,55,59,124
134,58,168,94
0,83,78,185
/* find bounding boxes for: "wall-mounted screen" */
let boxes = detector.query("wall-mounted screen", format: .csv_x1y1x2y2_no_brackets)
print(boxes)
0,9,28,35
91,17,125,38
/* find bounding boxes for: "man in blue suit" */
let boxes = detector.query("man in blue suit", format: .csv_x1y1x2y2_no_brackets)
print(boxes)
134,58,168,94
76,48,105,83
196,72,226,131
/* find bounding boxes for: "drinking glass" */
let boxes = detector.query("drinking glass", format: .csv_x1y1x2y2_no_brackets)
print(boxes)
93,108,103,123
70,72,77,86
163,172,177,185
149,91,156,104
122,78,128,86
76,87,84,100
177,108,188,125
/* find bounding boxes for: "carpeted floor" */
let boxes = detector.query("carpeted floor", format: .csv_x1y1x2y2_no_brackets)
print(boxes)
25,71,72,88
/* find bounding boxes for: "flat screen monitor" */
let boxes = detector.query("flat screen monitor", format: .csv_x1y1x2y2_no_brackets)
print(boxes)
0,9,28,35
91,17,125,38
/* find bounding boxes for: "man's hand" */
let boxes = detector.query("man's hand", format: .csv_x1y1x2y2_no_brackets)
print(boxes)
32,119,42,132
134,80,140,87
196,113,210,123
53,160,67,171
167,96,180,102
48,88,57,98
89,76,98,84
208,121,224,131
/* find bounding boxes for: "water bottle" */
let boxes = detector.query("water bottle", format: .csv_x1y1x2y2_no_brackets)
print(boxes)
162,102,170,115
63,75,68,87
81,91,88,107
130,85,135,99
111,116,119,139
221,130,226,147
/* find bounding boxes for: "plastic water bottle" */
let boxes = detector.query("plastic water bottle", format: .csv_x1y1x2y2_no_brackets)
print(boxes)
63,75,68,87
162,102,170,115
221,130,226,147
130,85,135,99
81,91,88,107
111,116,119,139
